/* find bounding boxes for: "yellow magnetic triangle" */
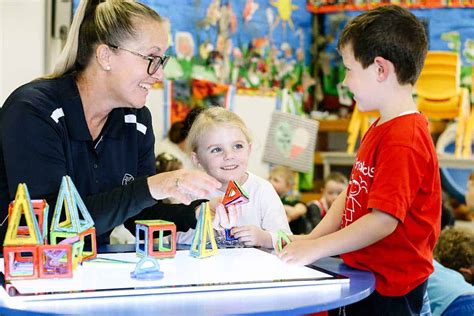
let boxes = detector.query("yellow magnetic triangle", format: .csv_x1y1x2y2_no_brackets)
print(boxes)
3,183,43,246
190,203,217,258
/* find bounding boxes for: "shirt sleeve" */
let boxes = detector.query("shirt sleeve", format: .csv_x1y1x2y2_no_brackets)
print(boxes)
367,145,428,222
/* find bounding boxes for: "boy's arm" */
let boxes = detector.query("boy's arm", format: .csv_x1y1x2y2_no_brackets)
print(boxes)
292,190,346,241
279,208,398,265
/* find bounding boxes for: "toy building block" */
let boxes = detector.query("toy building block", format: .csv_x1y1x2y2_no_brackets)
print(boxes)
50,227,96,262
222,180,249,207
222,180,249,241
50,176,96,262
130,256,164,281
135,220,176,258
276,230,291,252
4,183,43,246
38,244,73,279
3,245,40,280
8,199,49,243
50,176,94,233
190,202,218,258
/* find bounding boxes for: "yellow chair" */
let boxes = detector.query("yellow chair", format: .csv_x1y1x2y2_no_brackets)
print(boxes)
416,51,471,157
347,106,379,154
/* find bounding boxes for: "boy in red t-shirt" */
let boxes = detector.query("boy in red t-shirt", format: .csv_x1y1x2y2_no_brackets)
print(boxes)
277,5,441,315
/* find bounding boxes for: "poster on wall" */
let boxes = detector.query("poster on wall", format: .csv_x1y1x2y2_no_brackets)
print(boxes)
263,111,318,173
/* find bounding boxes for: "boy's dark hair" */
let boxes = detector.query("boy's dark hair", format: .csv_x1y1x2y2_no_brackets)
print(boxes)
337,5,427,85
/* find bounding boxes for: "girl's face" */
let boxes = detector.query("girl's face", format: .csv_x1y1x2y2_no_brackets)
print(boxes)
192,124,251,189
323,180,347,207
109,20,168,108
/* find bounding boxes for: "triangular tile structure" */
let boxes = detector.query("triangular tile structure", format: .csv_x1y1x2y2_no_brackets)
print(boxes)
51,176,94,233
189,202,217,258
222,180,249,207
3,183,43,246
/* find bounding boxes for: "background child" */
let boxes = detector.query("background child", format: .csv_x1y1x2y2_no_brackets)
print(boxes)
428,226,474,316
307,172,348,228
278,5,440,315
156,152,183,174
269,165,308,234
187,107,291,249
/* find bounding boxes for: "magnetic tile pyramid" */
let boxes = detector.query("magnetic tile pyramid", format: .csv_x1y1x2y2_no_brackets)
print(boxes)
222,180,249,207
50,176,94,233
189,202,217,258
3,183,43,246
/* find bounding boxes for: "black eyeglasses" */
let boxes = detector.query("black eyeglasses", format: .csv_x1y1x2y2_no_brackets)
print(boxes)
109,45,170,75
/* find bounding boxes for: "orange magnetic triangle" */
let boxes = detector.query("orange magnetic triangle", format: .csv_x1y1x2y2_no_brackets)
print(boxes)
222,180,249,207
3,183,43,246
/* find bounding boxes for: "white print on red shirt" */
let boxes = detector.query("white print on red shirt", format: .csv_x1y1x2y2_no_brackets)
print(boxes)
343,159,374,226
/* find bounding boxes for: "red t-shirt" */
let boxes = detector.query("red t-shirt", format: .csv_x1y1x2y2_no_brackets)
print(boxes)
340,113,441,296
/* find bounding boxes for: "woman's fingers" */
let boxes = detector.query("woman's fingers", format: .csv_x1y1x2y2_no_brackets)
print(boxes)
147,169,220,203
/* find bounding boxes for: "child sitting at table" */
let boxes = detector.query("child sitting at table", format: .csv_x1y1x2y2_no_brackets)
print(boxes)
187,107,291,248
307,172,348,229
268,165,308,234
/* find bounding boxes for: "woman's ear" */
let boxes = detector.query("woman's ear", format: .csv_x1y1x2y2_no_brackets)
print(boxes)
96,44,112,71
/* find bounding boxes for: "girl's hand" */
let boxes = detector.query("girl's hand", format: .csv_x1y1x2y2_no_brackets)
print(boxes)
148,169,220,204
276,239,321,265
232,225,271,248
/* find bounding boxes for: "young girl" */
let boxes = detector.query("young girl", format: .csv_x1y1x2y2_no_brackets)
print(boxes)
186,107,291,249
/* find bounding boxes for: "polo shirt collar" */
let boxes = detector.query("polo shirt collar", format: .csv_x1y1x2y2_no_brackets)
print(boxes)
59,73,92,141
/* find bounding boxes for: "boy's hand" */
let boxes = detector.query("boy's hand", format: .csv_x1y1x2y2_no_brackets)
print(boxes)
277,239,320,265
232,225,270,247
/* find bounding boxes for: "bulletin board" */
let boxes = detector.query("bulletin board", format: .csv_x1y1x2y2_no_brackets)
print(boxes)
1,248,348,302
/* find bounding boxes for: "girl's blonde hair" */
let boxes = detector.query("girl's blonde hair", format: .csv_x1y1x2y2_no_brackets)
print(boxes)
49,0,163,78
186,107,252,152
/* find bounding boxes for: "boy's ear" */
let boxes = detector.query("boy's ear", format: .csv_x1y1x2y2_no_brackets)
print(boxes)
373,56,391,82
190,152,201,168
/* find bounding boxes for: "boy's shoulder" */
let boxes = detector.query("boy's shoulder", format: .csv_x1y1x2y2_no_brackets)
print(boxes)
380,113,430,145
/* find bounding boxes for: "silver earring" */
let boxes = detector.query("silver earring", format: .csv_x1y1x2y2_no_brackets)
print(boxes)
105,65,111,71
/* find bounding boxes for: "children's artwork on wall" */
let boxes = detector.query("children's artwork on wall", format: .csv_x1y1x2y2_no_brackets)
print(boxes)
73,0,314,92
263,111,318,173
163,79,235,136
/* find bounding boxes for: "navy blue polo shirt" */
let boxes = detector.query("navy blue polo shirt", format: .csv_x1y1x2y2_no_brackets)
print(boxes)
0,73,158,242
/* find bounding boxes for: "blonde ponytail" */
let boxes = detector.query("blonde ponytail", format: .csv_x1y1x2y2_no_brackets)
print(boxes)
49,0,91,78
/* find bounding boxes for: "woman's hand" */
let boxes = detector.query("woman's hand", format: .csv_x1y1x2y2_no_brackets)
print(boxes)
147,169,220,204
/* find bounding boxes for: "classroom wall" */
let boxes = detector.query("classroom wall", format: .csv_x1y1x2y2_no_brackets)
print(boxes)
0,0,46,106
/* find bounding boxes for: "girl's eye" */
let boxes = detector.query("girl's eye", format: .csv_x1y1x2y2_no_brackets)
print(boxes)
234,143,244,149
210,147,222,153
